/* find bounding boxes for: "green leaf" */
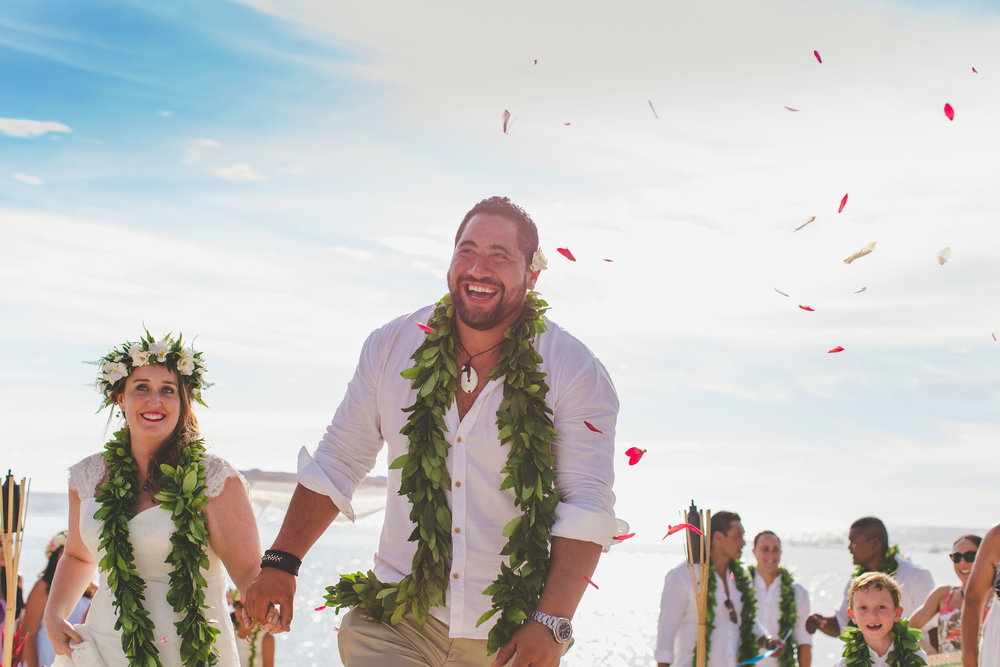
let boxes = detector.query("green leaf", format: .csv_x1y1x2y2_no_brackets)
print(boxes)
501,515,522,537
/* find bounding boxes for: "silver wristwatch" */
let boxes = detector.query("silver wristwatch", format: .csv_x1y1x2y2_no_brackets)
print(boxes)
530,610,573,644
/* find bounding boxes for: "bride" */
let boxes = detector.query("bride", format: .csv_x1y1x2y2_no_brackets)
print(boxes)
44,331,264,666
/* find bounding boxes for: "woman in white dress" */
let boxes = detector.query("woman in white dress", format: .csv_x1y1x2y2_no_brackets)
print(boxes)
43,331,264,666
962,523,1000,667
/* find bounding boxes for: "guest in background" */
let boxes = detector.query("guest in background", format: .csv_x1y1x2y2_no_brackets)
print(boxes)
909,534,981,656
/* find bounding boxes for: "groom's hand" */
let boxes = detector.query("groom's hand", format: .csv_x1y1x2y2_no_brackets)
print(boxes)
245,568,296,633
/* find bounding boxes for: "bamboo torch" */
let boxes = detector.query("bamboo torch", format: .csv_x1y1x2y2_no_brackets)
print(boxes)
2,471,30,667
683,501,711,667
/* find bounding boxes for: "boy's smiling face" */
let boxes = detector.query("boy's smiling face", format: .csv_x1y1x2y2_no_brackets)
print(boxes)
847,587,902,653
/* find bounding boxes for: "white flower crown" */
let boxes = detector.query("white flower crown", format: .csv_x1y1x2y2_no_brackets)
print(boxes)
93,330,209,409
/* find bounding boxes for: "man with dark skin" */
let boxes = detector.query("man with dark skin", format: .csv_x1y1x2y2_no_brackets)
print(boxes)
806,517,933,638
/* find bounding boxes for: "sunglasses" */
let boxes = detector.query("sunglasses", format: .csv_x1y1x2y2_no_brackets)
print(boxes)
724,599,738,624
950,550,977,564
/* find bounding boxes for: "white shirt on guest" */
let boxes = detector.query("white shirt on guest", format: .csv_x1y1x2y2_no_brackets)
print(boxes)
752,569,811,667
835,557,935,629
298,305,620,639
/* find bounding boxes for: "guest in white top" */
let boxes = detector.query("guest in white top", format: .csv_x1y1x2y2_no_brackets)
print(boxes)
750,531,811,667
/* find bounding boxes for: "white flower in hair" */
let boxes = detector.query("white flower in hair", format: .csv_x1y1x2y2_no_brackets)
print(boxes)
529,248,548,272
129,343,151,366
101,361,128,384
177,352,196,376
148,339,169,362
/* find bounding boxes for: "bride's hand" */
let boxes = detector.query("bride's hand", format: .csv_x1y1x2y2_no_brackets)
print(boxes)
47,615,84,656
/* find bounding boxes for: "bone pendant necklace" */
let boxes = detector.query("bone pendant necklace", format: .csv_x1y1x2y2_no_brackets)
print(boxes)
456,338,504,394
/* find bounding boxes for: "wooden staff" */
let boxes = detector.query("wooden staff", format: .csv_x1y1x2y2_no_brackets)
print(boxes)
684,504,711,667
2,471,30,667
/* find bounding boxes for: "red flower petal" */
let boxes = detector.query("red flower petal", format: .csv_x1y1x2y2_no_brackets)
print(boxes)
972,66,978,73
333,626,340,632
584,575,600,590
799,305,815,312
564,122,571,126
814,50,822,63
584,420,603,433
828,346,845,353
602,258,614,262
416,323,435,333
944,103,955,121
613,532,636,541
502,109,511,134
838,193,848,213
784,106,800,112
557,247,576,262
625,447,646,465
663,523,703,539
533,59,538,65
315,606,327,611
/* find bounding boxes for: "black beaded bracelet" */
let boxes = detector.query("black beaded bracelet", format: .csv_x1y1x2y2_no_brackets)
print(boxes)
261,549,302,576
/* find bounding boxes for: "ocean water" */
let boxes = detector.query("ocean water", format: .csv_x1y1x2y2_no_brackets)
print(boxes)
14,493,973,666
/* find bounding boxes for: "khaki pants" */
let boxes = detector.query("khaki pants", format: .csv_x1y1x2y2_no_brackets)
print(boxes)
338,607,496,667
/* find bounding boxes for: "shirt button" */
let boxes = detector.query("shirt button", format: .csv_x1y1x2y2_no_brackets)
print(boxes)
456,437,462,443
453,573,460,579
455,527,461,534
455,481,462,488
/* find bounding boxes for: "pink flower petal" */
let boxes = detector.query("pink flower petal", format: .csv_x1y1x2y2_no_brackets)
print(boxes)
838,193,848,213
333,626,340,632
613,532,636,541
602,258,614,262
584,575,600,590
584,420,603,433
799,305,815,312
416,323,435,333
533,59,538,65
663,523,703,539
625,447,646,465
972,66,978,73
502,109,511,134
855,286,867,294
784,106,800,112
814,50,822,64
828,346,845,353
564,122,571,126
944,103,955,121
557,247,576,262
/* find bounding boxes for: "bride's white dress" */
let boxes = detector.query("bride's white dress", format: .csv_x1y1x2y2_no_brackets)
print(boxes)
56,451,244,666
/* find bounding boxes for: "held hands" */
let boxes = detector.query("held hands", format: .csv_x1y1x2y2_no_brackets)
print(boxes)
492,621,563,667
244,568,296,634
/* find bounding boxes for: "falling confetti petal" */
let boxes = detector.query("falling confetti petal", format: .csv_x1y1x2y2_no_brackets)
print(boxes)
648,99,659,119
843,241,876,264
625,447,646,465
828,346,845,353
557,247,576,262
613,533,636,541
584,421,603,433
160,637,168,644
993,333,997,341
602,258,614,262
663,523,704,539
564,122,571,126
584,575,600,590
937,247,952,265
944,103,955,121
416,323,435,333
972,66,978,73
838,193,849,213
315,606,327,611
814,50,822,63
793,216,816,232
774,288,790,297
502,109,512,134
333,627,339,632
798,305,815,311
533,59,538,65
784,106,800,112
855,286,867,294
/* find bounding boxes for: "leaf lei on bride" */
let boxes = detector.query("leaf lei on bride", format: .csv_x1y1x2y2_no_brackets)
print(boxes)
749,566,798,667
323,291,558,655
697,560,758,665
840,620,926,667
95,428,219,666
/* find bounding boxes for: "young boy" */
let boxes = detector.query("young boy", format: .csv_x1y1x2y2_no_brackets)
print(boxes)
835,572,928,666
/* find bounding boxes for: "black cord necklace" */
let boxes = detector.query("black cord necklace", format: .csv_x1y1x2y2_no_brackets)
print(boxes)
455,338,504,394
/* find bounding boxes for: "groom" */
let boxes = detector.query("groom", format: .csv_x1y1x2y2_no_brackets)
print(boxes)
245,196,621,667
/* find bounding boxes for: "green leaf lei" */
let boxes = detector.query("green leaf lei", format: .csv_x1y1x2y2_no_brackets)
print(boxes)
323,292,558,655
95,427,219,666
696,560,758,665
840,620,926,667
854,545,901,577
749,566,798,667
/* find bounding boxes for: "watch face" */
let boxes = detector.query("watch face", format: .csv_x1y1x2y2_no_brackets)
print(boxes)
555,619,573,642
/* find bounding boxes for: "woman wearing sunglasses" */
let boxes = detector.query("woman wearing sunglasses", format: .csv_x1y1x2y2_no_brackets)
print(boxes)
909,534,982,656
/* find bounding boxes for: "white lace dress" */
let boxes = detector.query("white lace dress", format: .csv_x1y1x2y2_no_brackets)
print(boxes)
54,452,245,667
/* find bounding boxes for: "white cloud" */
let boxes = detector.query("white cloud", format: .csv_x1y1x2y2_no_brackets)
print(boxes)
183,138,222,165
212,163,266,182
156,109,174,118
0,117,71,138
12,173,43,186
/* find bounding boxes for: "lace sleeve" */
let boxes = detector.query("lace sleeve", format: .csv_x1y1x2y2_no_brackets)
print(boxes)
68,453,107,499
203,453,249,498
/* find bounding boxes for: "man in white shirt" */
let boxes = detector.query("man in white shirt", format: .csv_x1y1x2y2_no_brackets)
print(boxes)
749,531,811,667
805,517,934,638
655,512,780,667
245,196,620,667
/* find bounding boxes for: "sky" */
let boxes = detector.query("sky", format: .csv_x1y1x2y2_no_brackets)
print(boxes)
2,0,1000,540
